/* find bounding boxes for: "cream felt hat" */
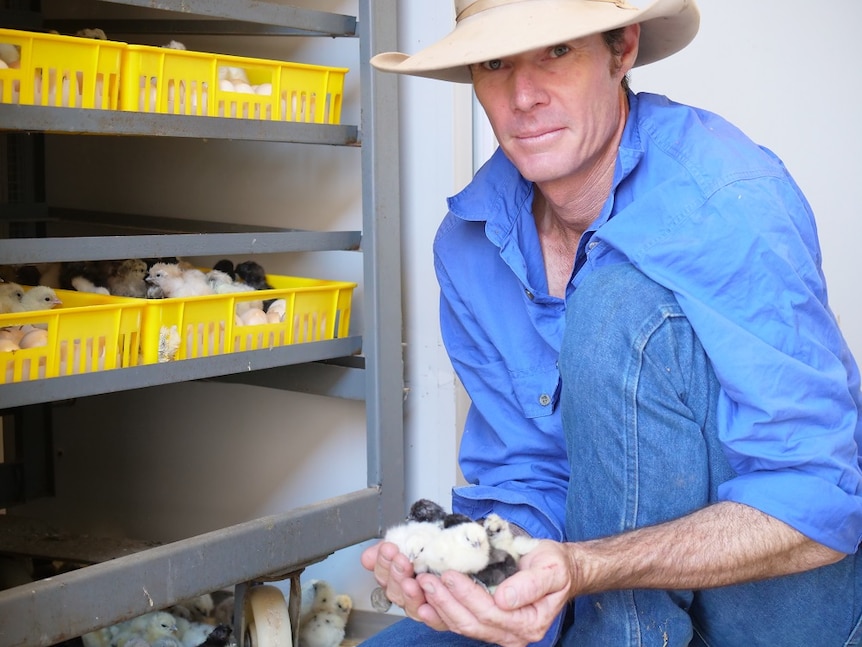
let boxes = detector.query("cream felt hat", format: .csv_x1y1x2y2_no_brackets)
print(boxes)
370,0,700,83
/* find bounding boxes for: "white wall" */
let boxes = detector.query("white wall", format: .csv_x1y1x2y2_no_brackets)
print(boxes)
631,0,862,356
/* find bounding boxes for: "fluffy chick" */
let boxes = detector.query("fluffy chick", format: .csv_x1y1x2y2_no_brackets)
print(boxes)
234,260,272,291
298,610,345,647
71,276,109,295
408,498,447,524
300,579,337,624
16,286,62,312
113,611,178,646
483,513,540,562
472,514,541,591
383,517,442,564
333,593,352,624
194,624,232,647
0,282,24,314
147,263,214,298
108,259,148,298
412,514,491,576
151,638,184,647
206,269,263,315
178,621,214,647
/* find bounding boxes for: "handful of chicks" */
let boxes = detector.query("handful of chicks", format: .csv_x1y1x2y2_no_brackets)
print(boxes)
383,499,539,591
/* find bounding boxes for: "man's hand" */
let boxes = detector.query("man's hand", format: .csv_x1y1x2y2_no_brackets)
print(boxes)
361,540,440,624
362,539,575,647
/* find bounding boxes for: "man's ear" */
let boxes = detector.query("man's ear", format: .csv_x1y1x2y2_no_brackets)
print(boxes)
618,23,641,76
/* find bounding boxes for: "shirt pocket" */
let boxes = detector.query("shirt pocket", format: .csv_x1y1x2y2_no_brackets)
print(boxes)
510,363,561,419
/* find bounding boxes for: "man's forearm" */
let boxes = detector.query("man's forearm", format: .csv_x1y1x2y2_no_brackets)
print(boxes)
567,501,846,597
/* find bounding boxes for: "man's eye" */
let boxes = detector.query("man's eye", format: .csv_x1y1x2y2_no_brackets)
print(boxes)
550,44,570,58
482,59,503,71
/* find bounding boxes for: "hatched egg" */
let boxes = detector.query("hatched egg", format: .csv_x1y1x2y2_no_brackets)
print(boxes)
266,309,283,324
240,308,268,326
0,338,19,352
19,328,48,349
0,327,25,344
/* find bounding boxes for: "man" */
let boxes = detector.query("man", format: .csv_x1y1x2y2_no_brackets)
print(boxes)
362,1,862,645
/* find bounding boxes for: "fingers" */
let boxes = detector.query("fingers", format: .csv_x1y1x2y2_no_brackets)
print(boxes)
418,571,541,647
361,541,446,628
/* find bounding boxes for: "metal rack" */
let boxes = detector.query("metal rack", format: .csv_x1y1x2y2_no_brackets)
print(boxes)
0,1,404,644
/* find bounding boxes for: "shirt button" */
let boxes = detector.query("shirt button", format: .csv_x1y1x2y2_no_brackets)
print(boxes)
525,289,534,300
588,241,598,250
539,393,551,406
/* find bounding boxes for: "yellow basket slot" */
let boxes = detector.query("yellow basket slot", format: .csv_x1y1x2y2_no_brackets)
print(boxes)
0,289,145,384
138,274,355,364
120,44,347,124
0,28,123,109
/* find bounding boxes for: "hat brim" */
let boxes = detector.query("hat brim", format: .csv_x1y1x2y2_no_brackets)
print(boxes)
370,0,700,83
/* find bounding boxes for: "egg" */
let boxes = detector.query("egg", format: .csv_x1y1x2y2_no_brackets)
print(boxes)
0,327,25,344
0,338,19,352
255,82,273,96
233,81,254,94
266,309,284,324
240,307,268,326
19,328,48,349
218,78,235,93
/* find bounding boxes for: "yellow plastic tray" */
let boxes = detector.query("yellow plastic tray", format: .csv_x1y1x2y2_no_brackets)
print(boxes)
138,274,356,364
0,288,145,384
121,44,347,123
0,28,124,109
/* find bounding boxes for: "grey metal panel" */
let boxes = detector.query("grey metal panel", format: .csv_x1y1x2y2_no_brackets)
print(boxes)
211,360,367,400
358,0,406,530
0,1,406,643
95,0,357,33
0,105,359,145
0,230,361,263
0,487,382,647
47,19,356,38
0,336,362,409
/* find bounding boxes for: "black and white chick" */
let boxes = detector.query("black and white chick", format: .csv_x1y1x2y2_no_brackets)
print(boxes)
234,260,273,291
472,513,541,591
194,624,232,647
383,499,447,564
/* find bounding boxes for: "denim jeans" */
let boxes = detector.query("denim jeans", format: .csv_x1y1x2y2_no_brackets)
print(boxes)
360,263,862,646
559,262,862,647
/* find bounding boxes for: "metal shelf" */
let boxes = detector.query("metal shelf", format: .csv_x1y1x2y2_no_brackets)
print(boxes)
0,1,404,645
0,337,363,409
0,486,382,647
0,230,361,264
0,105,359,145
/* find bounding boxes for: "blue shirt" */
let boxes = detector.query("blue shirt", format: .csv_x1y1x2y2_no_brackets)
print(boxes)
436,92,862,555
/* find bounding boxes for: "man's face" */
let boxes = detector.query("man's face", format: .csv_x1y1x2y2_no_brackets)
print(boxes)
470,28,636,191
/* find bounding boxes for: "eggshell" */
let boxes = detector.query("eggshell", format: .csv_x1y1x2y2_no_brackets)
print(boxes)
240,308,268,326
0,338,19,352
0,327,25,344
266,310,284,324
19,328,48,349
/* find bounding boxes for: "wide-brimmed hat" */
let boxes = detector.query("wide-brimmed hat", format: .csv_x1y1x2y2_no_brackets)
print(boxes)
370,0,700,83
